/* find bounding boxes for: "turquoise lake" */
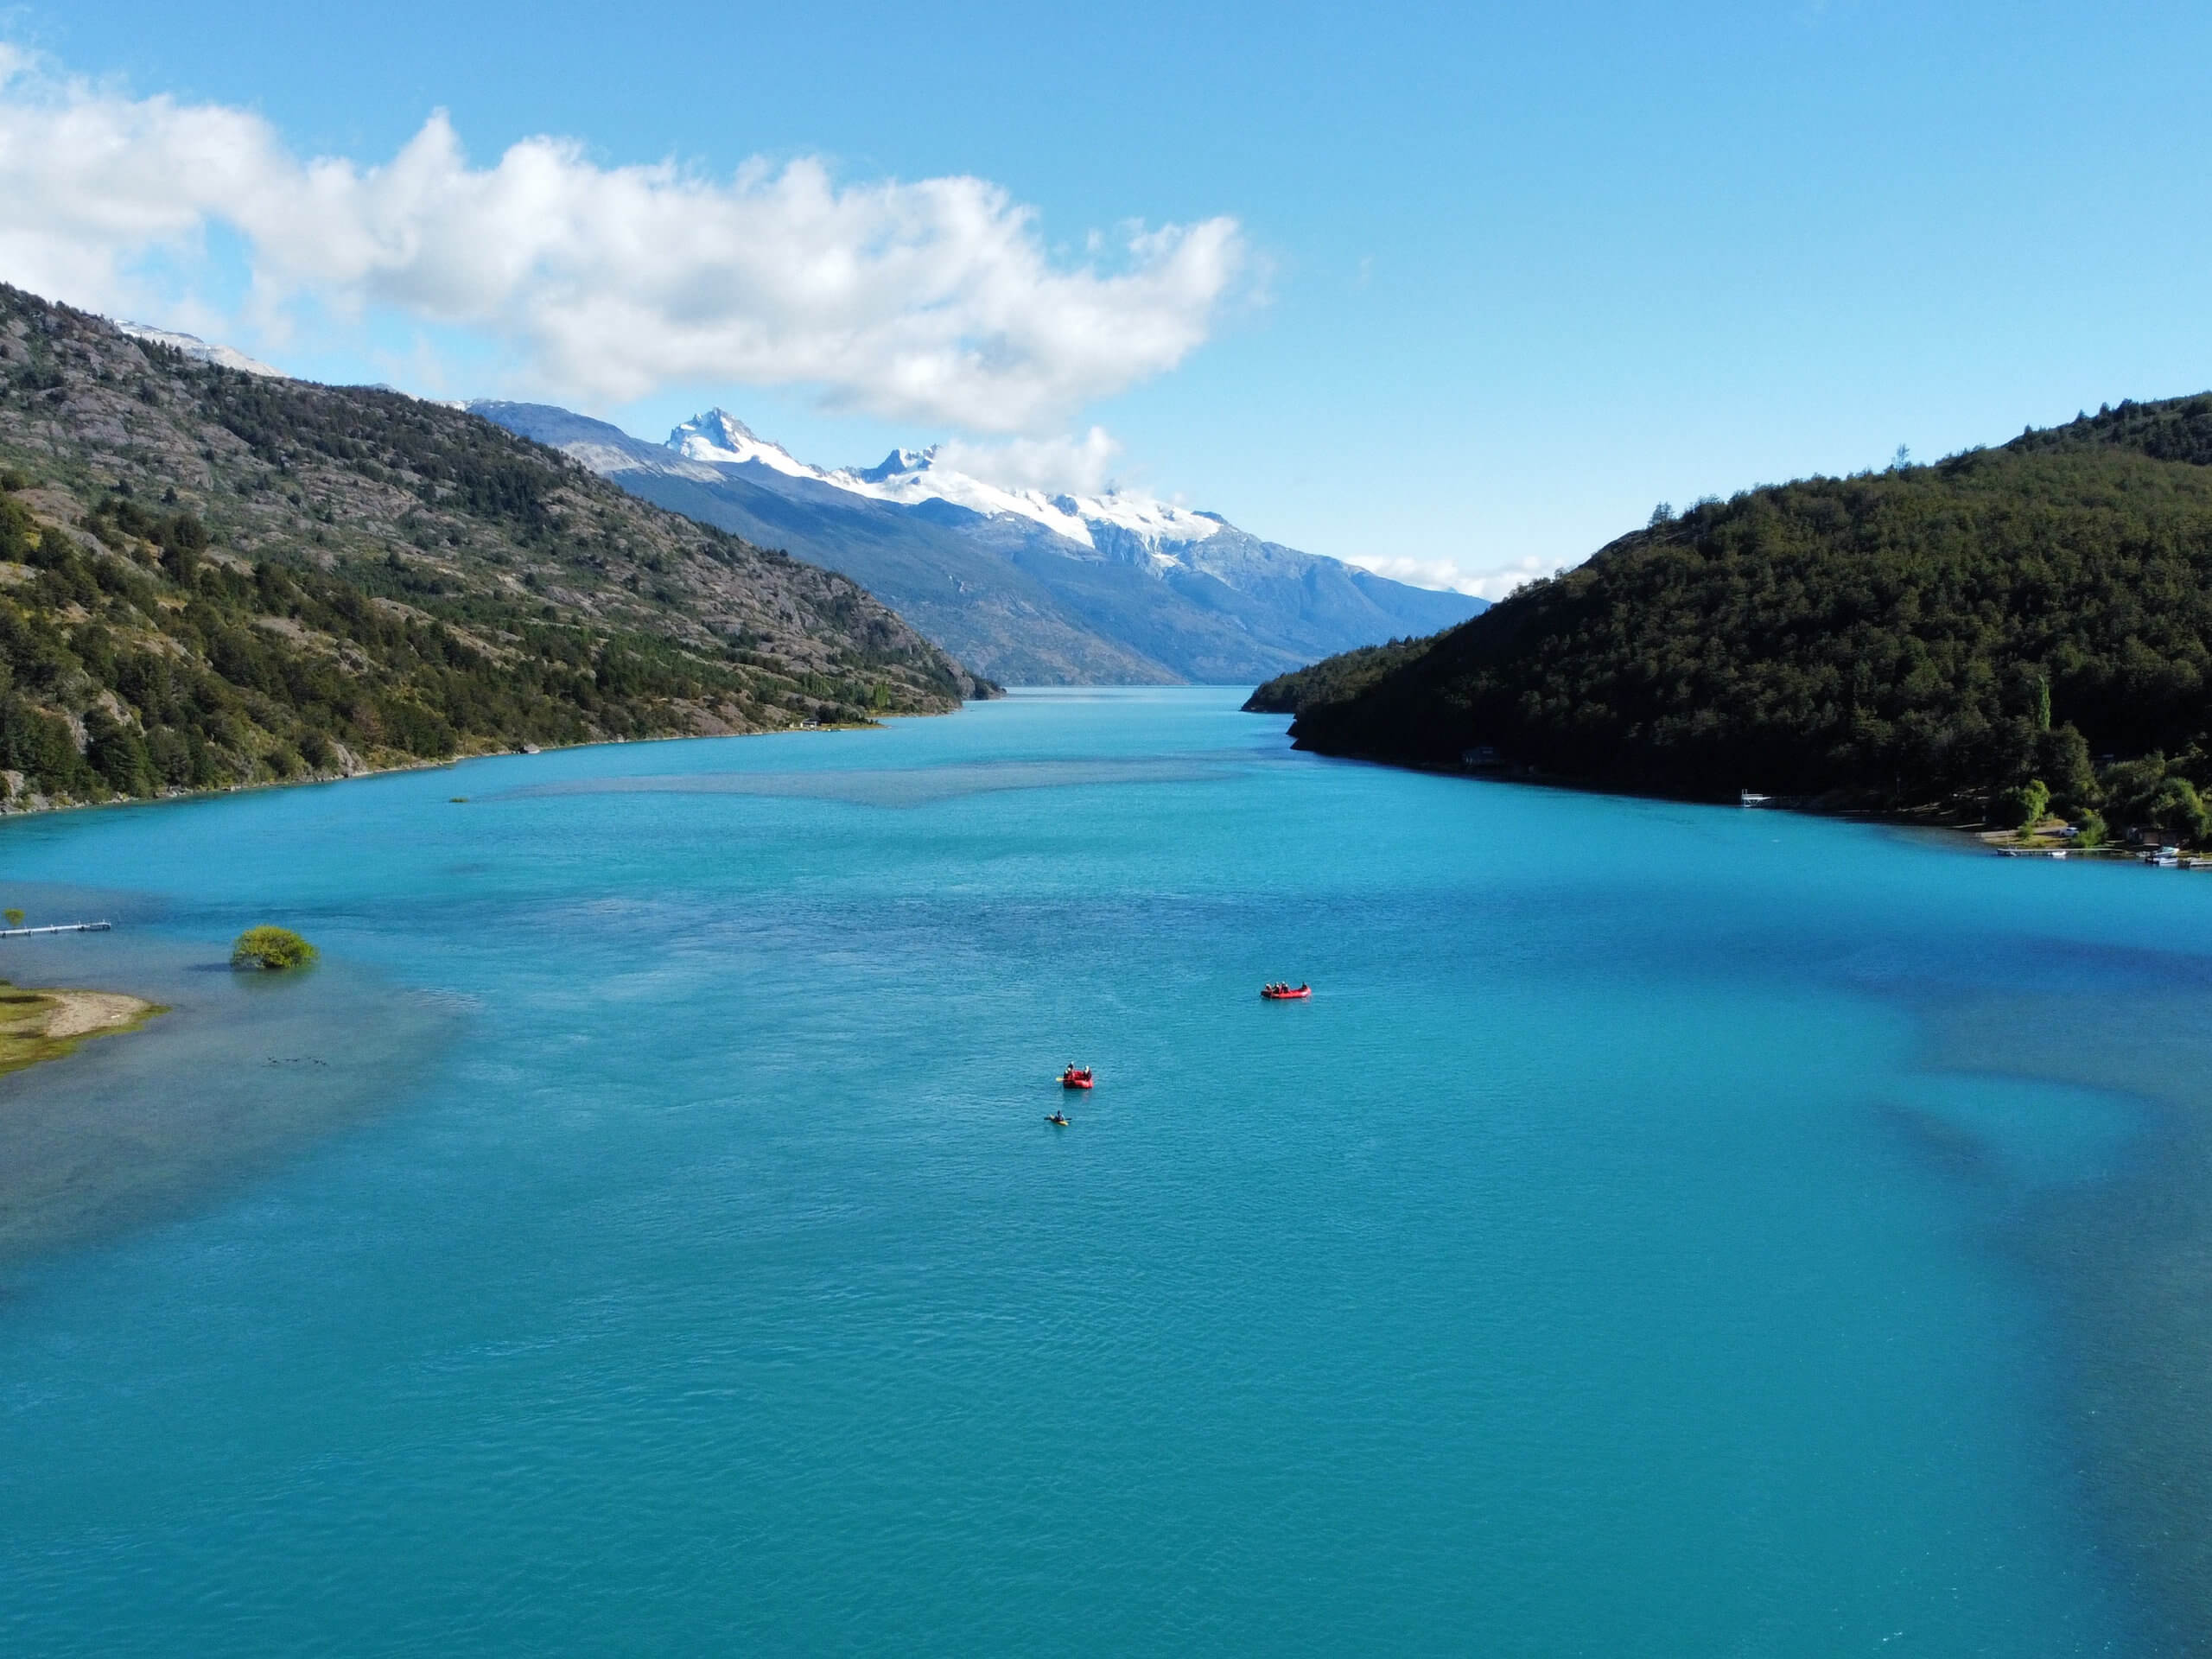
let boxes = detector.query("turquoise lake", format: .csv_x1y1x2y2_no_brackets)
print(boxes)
6,685,2212,1654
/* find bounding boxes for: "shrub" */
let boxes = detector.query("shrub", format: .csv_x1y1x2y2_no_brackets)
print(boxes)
231,925,318,971
2071,809,2107,849
1993,779,2050,831
84,709,155,798
2149,776,2212,845
0,494,35,559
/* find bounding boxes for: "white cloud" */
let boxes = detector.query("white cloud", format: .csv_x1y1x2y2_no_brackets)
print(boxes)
1344,552,1545,600
1460,557,1550,601
931,426,1123,495
0,48,1247,431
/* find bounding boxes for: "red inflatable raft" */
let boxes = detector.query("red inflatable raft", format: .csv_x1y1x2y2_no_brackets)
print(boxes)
1261,984,1312,1000
1059,1067,1094,1089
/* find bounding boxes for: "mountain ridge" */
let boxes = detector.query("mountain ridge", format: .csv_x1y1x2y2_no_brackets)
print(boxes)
474,400,1485,684
0,284,982,813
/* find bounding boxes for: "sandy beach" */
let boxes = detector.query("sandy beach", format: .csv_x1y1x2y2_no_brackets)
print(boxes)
0,983,162,1075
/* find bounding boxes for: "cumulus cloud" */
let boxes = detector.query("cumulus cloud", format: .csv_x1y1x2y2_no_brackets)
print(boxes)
1346,552,1545,600
1459,557,1550,601
0,48,1246,429
931,426,1124,495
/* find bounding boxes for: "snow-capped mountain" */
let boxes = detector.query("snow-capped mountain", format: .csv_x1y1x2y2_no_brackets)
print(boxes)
668,410,1225,562
474,401,1484,685
666,409,828,482
112,321,285,378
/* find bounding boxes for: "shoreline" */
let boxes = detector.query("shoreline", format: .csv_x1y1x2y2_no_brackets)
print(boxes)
1276,736,2159,858
0,702,978,823
0,982,165,1077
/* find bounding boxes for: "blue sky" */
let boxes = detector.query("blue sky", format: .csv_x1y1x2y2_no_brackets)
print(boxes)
5,1,2208,594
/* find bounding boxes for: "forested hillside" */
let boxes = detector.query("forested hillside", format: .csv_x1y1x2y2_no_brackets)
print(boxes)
0,285,988,811
1251,395,2212,837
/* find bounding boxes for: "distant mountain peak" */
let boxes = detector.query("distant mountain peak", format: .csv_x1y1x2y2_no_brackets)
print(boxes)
111,320,284,379
854,447,938,484
683,407,760,447
474,396,1487,685
655,408,1482,596
667,408,818,480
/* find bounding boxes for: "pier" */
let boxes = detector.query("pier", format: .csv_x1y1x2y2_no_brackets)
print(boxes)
0,922,113,938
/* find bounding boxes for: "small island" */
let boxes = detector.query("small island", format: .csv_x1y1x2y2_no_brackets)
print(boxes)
0,981,163,1077
232,926,319,971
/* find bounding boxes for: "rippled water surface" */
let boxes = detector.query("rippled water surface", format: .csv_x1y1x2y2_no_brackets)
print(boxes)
4,687,2210,1654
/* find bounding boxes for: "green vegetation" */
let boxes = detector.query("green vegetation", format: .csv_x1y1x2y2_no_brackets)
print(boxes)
0,982,162,1075
1995,779,2050,833
1253,394,2212,841
230,925,318,971
0,282,986,813
1239,633,1436,718
3,907,21,928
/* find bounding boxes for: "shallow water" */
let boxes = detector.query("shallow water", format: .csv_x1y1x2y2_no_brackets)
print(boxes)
1,687,2208,1653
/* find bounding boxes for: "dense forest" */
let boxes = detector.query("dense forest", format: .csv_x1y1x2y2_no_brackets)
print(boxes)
1249,394,2212,840
0,285,989,810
